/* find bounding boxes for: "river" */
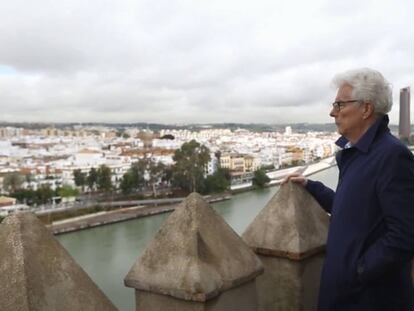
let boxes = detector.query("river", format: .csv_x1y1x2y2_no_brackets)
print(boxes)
57,166,339,310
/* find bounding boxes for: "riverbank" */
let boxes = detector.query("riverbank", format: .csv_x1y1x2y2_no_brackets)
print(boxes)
49,205,175,235
48,194,231,235
48,157,337,235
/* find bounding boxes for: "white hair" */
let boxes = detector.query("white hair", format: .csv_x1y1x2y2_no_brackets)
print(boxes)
332,68,393,115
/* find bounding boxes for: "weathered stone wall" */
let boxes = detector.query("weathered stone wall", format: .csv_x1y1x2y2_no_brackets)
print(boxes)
124,193,264,311
0,212,117,311
243,182,329,311
134,280,258,311
256,254,324,311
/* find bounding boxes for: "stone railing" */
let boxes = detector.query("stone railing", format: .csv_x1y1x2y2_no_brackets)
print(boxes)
242,182,329,311
0,182,329,311
0,211,117,311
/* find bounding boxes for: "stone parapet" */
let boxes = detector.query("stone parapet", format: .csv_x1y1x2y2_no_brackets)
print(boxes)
125,192,263,310
243,182,329,311
243,182,329,260
0,212,117,311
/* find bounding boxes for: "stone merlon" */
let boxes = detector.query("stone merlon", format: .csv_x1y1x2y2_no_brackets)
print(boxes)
124,192,264,302
242,182,330,260
0,212,117,311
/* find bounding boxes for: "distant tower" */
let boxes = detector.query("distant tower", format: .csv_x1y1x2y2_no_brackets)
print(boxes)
399,87,411,140
285,126,292,136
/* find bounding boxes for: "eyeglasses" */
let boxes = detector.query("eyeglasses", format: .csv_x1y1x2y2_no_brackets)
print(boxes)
331,100,360,111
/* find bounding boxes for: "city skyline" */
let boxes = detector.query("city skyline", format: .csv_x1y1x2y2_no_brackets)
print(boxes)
0,0,413,124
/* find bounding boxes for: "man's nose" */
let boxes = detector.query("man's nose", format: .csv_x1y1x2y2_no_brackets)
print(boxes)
329,107,337,118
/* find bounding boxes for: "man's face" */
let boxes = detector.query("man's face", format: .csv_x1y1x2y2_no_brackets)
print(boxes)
330,84,364,139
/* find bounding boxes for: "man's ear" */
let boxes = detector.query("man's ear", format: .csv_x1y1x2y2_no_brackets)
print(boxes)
362,102,375,119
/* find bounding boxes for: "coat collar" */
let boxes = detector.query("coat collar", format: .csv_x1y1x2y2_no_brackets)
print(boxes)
335,115,390,153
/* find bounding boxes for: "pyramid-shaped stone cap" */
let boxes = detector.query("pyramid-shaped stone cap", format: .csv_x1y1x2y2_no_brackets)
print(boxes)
124,192,263,302
0,212,117,311
242,182,329,260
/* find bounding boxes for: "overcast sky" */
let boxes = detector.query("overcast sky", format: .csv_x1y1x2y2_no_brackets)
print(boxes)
0,0,413,124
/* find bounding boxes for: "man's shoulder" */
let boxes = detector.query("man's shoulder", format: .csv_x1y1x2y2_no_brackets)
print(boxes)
376,132,413,159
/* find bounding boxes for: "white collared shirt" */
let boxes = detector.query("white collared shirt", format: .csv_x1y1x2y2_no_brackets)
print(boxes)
344,142,353,149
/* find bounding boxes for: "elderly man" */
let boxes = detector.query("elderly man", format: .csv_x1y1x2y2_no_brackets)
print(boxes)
285,68,414,310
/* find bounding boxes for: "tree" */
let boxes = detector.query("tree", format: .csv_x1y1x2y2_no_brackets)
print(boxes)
163,165,173,184
10,189,36,205
172,140,210,193
73,169,87,191
160,134,175,140
116,129,131,139
97,165,112,192
204,168,230,194
130,159,146,189
119,159,148,195
252,169,270,188
214,150,222,167
120,171,134,194
36,185,55,204
87,167,98,191
3,172,24,193
57,185,79,198
148,161,166,197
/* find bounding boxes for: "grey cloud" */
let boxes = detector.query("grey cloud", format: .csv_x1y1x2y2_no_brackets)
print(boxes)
0,0,413,123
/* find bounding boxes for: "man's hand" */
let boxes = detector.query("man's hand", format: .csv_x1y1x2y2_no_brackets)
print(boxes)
281,173,308,186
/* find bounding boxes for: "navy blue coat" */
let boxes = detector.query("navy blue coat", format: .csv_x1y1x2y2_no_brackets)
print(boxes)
306,115,414,311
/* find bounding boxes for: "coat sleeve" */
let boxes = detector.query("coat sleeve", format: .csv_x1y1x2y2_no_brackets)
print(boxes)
357,146,414,284
305,180,335,213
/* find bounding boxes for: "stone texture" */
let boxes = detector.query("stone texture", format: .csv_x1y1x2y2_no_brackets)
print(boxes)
124,192,263,302
242,182,329,260
0,212,117,311
255,254,324,311
134,280,258,311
